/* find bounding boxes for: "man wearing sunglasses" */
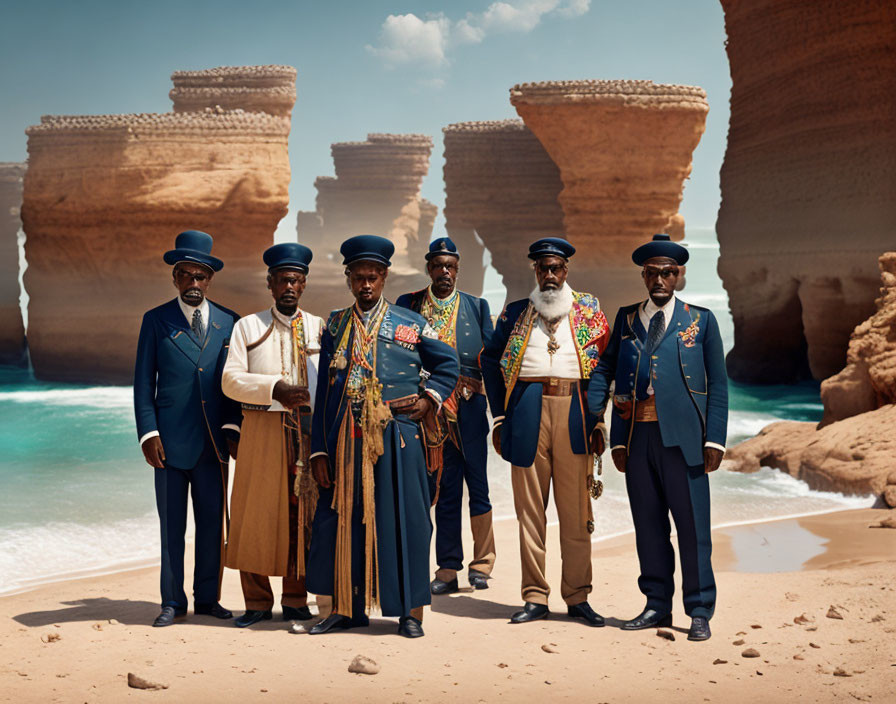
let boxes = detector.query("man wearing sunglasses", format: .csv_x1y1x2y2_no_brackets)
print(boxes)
587,233,728,642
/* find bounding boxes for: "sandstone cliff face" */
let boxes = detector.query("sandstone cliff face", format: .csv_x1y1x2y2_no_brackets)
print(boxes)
820,253,896,425
0,163,26,366
296,134,434,313
717,0,896,384
727,254,896,505
170,65,297,117
442,120,564,301
510,80,707,317
22,66,294,384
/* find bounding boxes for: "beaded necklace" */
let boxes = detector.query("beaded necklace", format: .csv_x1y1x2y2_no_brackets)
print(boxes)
420,286,459,348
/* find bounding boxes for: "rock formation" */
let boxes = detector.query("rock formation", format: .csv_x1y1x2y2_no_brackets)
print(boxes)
726,253,896,506
442,120,564,301
510,80,707,317
716,0,896,383
22,66,294,383
0,163,26,366
296,134,435,312
170,65,297,117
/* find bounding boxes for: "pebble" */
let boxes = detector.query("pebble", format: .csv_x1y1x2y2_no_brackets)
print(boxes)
793,654,805,661
656,630,675,641
348,655,380,675
750,624,762,629
127,673,168,690
41,633,60,643
826,606,844,620
732,639,745,646
712,659,727,665
794,613,813,625
541,643,559,653
809,643,821,649
833,667,852,677
741,648,760,658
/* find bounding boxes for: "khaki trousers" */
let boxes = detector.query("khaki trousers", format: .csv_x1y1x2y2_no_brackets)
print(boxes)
240,571,307,611
511,395,593,606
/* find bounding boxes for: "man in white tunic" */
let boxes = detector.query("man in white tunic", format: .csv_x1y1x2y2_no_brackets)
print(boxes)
222,243,324,628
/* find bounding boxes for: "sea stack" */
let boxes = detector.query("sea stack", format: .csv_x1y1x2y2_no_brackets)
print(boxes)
716,0,896,383
510,79,708,318
0,163,27,366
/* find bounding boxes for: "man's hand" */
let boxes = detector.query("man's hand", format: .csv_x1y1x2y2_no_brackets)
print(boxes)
141,436,166,468
227,436,239,461
613,397,633,420
491,425,501,455
408,394,435,421
704,447,724,474
311,455,331,489
273,380,311,410
611,447,627,473
589,424,607,456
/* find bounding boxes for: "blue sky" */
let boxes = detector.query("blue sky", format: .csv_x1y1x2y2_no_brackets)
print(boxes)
1,0,730,238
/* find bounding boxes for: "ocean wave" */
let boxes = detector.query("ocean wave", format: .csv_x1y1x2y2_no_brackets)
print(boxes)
719,467,875,506
726,410,789,441
0,386,133,409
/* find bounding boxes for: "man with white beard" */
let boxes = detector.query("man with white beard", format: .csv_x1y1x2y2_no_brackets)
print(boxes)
481,238,611,626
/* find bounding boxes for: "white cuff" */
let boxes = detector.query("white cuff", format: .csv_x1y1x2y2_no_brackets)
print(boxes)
222,424,241,434
310,452,328,460
610,444,626,451
267,376,281,404
704,442,726,452
139,430,160,447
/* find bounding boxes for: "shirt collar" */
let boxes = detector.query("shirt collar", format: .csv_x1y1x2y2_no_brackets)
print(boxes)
427,285,458,307
272,305,302,327
354,295,386,327
643,292,676,320
177,296,209,328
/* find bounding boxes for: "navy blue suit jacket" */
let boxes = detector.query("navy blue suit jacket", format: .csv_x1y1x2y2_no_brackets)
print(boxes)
587,298,728,467
310,301,460,465
134,298,241,470
395,288,494,447
480,298,600,468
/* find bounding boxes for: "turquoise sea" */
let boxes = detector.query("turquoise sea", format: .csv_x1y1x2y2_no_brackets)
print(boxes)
0,229,874,594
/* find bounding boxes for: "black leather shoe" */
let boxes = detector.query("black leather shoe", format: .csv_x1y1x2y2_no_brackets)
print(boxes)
621,608,672,630
468,570,489,590
234,609,272,628
430,577,459,595
510,602,549,624
282,605,313,621
152,606,186,627
567,601,605,627
397,616,425,638
687,616,711,641
308,613,368,635
194,602,233,619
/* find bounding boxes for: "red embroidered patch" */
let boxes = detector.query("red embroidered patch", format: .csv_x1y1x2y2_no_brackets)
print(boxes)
394,324,419,344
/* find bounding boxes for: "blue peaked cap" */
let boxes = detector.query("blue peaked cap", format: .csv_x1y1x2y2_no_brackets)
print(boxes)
264,243,313,273
632,233,689,266
528,237,575,260
163,230,223,272
426,236,459,261
340,235,394,267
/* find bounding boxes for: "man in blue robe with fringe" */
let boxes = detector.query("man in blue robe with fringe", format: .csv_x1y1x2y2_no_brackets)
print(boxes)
306,235,459,638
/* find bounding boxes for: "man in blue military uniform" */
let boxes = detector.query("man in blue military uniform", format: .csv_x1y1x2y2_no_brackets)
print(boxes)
587,233,728,642
134,230,241,627
305,235,459,638
481,238,610,627
396,236,496,595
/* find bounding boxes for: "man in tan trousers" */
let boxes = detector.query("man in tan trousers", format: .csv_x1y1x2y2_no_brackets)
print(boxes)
222,243,324,628
480,238,610,625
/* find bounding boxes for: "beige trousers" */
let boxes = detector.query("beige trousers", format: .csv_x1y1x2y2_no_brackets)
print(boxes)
511,395,593,606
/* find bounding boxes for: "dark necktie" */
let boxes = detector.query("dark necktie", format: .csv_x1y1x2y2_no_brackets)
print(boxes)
647,310,665,354
191,309,203,339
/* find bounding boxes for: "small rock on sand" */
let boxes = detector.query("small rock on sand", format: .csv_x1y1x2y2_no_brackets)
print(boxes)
127,673,168,690
656,630,674,641
41,633,60,643
833,667,852,677
108,619,120,625
870,614,885,623
732,639,745,646
794,614,814,625
348,655,380,675
750,624,762,629
826,606,844,620
809,642,821,649
712,659,727,665
541,643,559,653
793,654,804,660
742,648,760,658
92,623,103,631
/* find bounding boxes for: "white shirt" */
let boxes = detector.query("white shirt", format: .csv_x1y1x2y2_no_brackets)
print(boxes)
177,296,209,336
222,307,323,413
519,315,581,379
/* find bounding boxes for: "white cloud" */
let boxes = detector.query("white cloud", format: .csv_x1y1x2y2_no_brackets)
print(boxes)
367,1,591,66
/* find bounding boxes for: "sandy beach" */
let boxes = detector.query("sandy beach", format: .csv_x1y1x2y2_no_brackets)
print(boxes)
1,506,894,703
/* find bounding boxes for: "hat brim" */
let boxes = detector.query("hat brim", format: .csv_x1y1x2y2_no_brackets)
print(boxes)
425,251,459,261
268,262,309,274
164,248,224,272
528,249,572,261
632,242,689,266
343,253,392,268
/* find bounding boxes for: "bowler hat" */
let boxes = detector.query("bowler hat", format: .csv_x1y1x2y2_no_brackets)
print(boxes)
163,230,223,272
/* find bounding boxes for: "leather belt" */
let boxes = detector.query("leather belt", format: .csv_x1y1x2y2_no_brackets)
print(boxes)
634,395,658,422
386,393,422,416
522,376,581,397
456,374,483,401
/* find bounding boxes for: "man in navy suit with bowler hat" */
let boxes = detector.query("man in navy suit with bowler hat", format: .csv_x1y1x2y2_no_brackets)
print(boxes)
134,230,241,627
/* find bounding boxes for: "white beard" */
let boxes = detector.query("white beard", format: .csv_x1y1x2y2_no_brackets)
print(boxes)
529,282,574,320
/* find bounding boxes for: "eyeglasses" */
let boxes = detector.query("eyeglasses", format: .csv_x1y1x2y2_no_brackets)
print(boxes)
642,266,679,279
535,263,568,276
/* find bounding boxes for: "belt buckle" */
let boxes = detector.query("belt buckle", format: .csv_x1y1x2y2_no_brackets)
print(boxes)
549,378,558,386
461,385,472,401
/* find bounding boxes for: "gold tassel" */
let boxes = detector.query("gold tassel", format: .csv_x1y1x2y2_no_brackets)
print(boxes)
332,412,354,617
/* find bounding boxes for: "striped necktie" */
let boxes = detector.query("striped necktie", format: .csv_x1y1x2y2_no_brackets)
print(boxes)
191,308,203,339
646,310,665,355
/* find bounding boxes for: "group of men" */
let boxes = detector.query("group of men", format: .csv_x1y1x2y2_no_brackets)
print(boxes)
134,227,727,641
